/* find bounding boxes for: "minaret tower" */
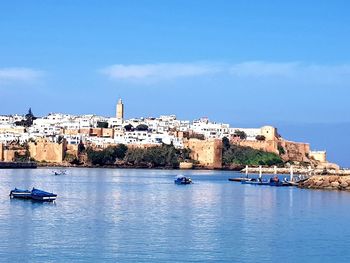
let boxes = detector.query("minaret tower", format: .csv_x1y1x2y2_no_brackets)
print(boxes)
116,98,124,119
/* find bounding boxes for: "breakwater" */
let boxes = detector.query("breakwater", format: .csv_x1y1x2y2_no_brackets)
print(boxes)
0,162,37,169
241,166,350,176
299,175,350,191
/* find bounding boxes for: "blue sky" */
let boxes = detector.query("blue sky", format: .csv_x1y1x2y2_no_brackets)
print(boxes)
0,1,350,165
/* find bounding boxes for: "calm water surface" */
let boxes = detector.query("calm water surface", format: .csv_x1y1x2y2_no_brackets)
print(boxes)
0,168,350,262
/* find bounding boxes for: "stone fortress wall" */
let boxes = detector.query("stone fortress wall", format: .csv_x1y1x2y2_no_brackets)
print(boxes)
183,138,223,169
28,138,65,163
231,125,312,163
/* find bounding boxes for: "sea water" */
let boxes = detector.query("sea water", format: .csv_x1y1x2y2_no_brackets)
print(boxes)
0,168,349,262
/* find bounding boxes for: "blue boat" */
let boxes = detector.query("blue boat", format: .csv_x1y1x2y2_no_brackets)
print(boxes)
9,188,32,199
31,188,57,202
52,170,67,176
241,178,269,185
174,175,192,185
268,176,291,187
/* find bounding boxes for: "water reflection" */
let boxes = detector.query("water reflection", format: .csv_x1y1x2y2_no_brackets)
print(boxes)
0,168,350,262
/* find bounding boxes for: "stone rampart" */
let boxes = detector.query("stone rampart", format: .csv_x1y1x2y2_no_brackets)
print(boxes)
280,140,310,162
29,139,65,163
183,138,222,169
233,140,279,155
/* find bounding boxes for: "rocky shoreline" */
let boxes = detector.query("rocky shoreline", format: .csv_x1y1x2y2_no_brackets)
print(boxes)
241,166,350,176
299,176,350,191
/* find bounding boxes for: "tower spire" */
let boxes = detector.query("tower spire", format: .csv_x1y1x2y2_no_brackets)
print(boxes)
116,98,124,119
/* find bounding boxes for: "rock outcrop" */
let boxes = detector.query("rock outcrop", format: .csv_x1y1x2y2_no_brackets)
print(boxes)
299,176,350,191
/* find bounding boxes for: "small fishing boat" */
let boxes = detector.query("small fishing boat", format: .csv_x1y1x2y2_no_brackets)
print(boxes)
52,170,66,176
228,177,252,182
174,175,192,185
268,176,291,187
9,188,32,199
31,188,57,202
241,178,269,185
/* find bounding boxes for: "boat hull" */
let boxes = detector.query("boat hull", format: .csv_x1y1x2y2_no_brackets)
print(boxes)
174,176,192,185
9,189,32,199
228,178,251,182
175,181,192,185
10,192,32,199
9,188,57,202
31,188,57,202
269,181,291,187
241,180,269,185
31,195,57,201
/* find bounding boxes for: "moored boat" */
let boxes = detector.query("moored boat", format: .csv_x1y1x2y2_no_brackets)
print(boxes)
174,175,192,185
268,176,291,187
31,188,57,202
9,188,32,199
52,170,66,175
241,178,269,185
228,177,252,182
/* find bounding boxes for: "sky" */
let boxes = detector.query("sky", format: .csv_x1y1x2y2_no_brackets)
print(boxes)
0,1,350,166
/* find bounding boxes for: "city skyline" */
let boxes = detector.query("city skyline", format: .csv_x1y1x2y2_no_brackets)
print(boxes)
1,1,350,166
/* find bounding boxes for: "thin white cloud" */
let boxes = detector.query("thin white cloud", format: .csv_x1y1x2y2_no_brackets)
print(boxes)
229,61,300,77
100,62,222,81
100,61,350,87
0,67,44,83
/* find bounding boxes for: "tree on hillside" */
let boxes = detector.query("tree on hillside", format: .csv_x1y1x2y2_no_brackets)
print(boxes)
86,144,129,166
115,144,128,159
222,137,230,150
222,140,283,166
78,140,86,154
278,145,286,155
234,130,247,140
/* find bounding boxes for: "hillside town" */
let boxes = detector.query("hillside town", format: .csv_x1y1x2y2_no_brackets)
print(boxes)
0,99,338,170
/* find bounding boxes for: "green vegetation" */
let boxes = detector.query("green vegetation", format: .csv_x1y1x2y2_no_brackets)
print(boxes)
234,130,247,140
64,153,76,162
14,150,30,162
86,144,128,166
278,144,286,155
78,141,86,154
222,138,283,166
86,143,191,168
124,144,188,168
